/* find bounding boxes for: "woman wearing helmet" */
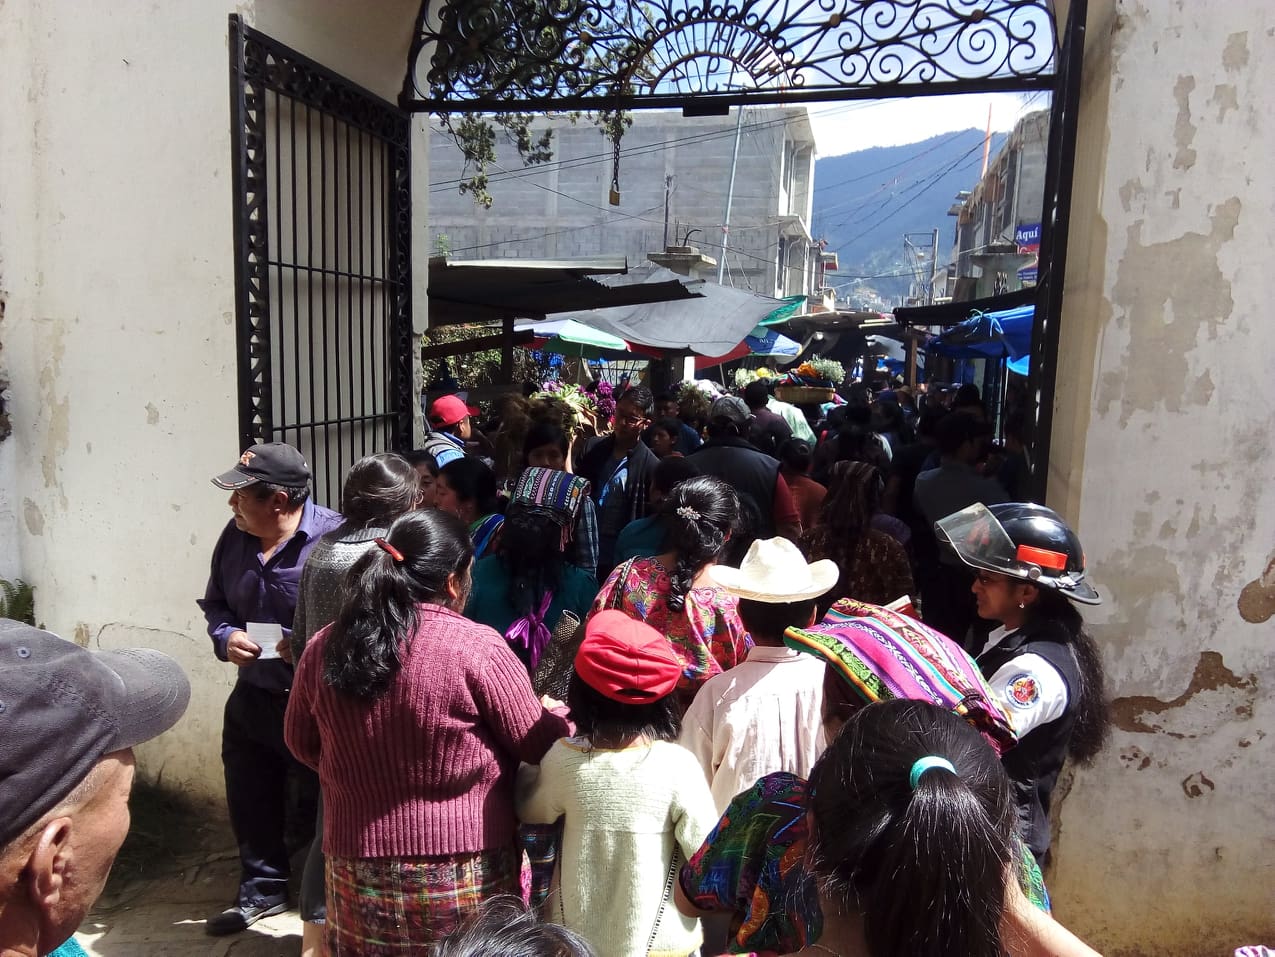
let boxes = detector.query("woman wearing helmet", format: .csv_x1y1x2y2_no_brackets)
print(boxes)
935,502,1110,864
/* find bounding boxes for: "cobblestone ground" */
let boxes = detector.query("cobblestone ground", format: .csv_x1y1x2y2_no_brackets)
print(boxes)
75,846,304,956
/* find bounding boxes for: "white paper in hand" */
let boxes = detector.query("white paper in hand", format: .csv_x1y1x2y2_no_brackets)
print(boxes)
247,621,285,660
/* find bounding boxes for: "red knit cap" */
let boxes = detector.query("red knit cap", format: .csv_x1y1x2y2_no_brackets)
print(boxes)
575,611,682,703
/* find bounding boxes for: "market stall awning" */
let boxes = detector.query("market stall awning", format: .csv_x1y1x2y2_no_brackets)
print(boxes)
428,256,698,325
926,305,1034,359
554,269,789,356
893,287,1036,328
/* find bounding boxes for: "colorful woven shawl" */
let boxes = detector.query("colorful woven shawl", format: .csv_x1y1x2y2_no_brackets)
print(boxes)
784,597,1018,755
511,466,590,525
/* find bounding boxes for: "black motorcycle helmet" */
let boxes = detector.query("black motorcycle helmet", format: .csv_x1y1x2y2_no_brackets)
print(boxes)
935,502,1100,605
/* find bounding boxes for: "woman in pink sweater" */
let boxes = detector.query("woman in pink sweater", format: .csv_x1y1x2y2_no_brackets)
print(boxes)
285,509,569,955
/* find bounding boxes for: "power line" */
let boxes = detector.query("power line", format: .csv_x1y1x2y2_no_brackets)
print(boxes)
427,98,887,192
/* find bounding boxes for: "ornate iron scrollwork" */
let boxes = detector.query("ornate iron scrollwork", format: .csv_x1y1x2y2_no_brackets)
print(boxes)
403,0,1057,112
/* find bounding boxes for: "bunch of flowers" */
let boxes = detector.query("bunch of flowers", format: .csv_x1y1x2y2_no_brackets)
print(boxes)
532,380,609,435
583,379,617,423
791,357,845,386
734,367,780,388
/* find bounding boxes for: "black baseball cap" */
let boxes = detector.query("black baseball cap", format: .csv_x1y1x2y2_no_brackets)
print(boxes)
211,442,311,490
0,620,191,845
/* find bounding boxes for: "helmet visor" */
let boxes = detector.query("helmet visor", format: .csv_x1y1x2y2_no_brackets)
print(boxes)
935,503,1023,576
936,503,1101,604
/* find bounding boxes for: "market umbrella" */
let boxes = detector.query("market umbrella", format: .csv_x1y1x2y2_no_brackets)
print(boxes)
695,325,801,370
513,318,634,359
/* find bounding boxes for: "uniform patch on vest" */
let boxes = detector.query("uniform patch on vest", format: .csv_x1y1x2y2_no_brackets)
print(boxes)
1007,673,1040,709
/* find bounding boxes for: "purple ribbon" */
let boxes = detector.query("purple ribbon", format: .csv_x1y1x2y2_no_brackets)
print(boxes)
505,590,555,670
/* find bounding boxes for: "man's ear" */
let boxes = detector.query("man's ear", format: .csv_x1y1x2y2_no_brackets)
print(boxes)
26,817,73,911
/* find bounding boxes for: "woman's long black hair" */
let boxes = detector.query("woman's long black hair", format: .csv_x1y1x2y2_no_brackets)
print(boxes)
801,460,879,572
499,506,567,618
660,475,739,612
522,422,570,466
439,457,501,516
323,510,474,699
807,700,1016,957
1025,587,1111,762
340,452,420,528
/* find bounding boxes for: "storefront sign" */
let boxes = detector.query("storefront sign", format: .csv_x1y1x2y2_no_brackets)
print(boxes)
1015,222,1041,253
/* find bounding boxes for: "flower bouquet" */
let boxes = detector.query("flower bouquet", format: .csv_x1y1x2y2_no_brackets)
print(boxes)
532,381,602,436
776,357,844,404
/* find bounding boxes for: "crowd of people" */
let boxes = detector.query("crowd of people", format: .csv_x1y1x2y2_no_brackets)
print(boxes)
0,374,1117,957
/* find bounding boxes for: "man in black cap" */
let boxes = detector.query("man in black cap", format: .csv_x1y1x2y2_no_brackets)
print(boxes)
689,396,802,542
198,442,342,935
0,620,190,956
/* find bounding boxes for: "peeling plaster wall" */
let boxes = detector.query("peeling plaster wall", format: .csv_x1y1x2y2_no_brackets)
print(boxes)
1048,1,1275,951
0,1,423,806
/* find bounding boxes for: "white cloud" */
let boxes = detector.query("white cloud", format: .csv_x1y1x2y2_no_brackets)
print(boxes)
808,91,1049,157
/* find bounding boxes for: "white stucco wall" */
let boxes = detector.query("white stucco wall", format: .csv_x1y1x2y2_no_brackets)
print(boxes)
0,0,424,806
1047,2,1274,952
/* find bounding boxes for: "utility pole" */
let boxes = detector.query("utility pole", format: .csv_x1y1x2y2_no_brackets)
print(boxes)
929,227,940,304
717,107,745,285
663,175,673,249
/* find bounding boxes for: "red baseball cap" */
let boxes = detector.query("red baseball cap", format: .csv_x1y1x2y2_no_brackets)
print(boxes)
575,610,682,703
428,394,479,429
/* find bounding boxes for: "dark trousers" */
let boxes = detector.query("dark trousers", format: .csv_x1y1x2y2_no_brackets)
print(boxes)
222,681,318,906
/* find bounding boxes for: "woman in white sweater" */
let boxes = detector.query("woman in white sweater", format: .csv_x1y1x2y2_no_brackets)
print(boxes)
517,610,719,957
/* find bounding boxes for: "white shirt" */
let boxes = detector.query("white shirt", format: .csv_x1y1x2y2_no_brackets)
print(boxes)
980,626,1070,737
516,738,717,957
679,645,828,815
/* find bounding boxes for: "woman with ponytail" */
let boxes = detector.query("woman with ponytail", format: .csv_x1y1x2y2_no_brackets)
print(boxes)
286,452,422,957
285,509,569,954
800,700,1017,957
679,700,1101,957
590,475,751,711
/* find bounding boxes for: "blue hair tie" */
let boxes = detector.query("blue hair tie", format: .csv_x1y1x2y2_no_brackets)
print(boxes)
909,755,957,790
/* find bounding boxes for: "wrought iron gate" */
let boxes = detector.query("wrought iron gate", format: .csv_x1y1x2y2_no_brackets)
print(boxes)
402,0,1087,501
229,15,413,508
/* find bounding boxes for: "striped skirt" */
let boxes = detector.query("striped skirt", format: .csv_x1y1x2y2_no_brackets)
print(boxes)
325,846,520,955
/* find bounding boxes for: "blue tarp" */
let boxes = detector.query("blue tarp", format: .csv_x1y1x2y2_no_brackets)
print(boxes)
926,305,1034,360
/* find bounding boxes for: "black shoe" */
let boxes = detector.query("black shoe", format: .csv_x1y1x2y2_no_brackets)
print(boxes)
205,900,289,936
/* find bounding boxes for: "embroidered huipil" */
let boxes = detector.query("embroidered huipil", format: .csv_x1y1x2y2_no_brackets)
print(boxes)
590,557,752,709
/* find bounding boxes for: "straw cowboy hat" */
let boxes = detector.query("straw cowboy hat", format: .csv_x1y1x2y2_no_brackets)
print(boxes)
709,537,840,603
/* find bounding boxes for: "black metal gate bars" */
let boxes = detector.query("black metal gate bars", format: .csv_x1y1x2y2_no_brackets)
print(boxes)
229,16,414,508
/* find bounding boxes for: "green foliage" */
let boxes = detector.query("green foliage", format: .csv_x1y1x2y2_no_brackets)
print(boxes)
0,578,35,625
422,325,545,392
440,113,563,209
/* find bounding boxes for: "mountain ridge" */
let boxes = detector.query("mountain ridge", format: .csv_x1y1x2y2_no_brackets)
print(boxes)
813,128,1007,305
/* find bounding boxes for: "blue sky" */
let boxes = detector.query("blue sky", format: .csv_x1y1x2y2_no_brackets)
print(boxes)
809,91,1048,157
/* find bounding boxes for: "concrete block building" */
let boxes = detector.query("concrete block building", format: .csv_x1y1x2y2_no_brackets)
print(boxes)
427,107,819,298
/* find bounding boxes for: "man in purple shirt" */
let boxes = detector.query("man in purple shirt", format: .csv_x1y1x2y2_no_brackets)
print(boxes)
197,442,342,935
